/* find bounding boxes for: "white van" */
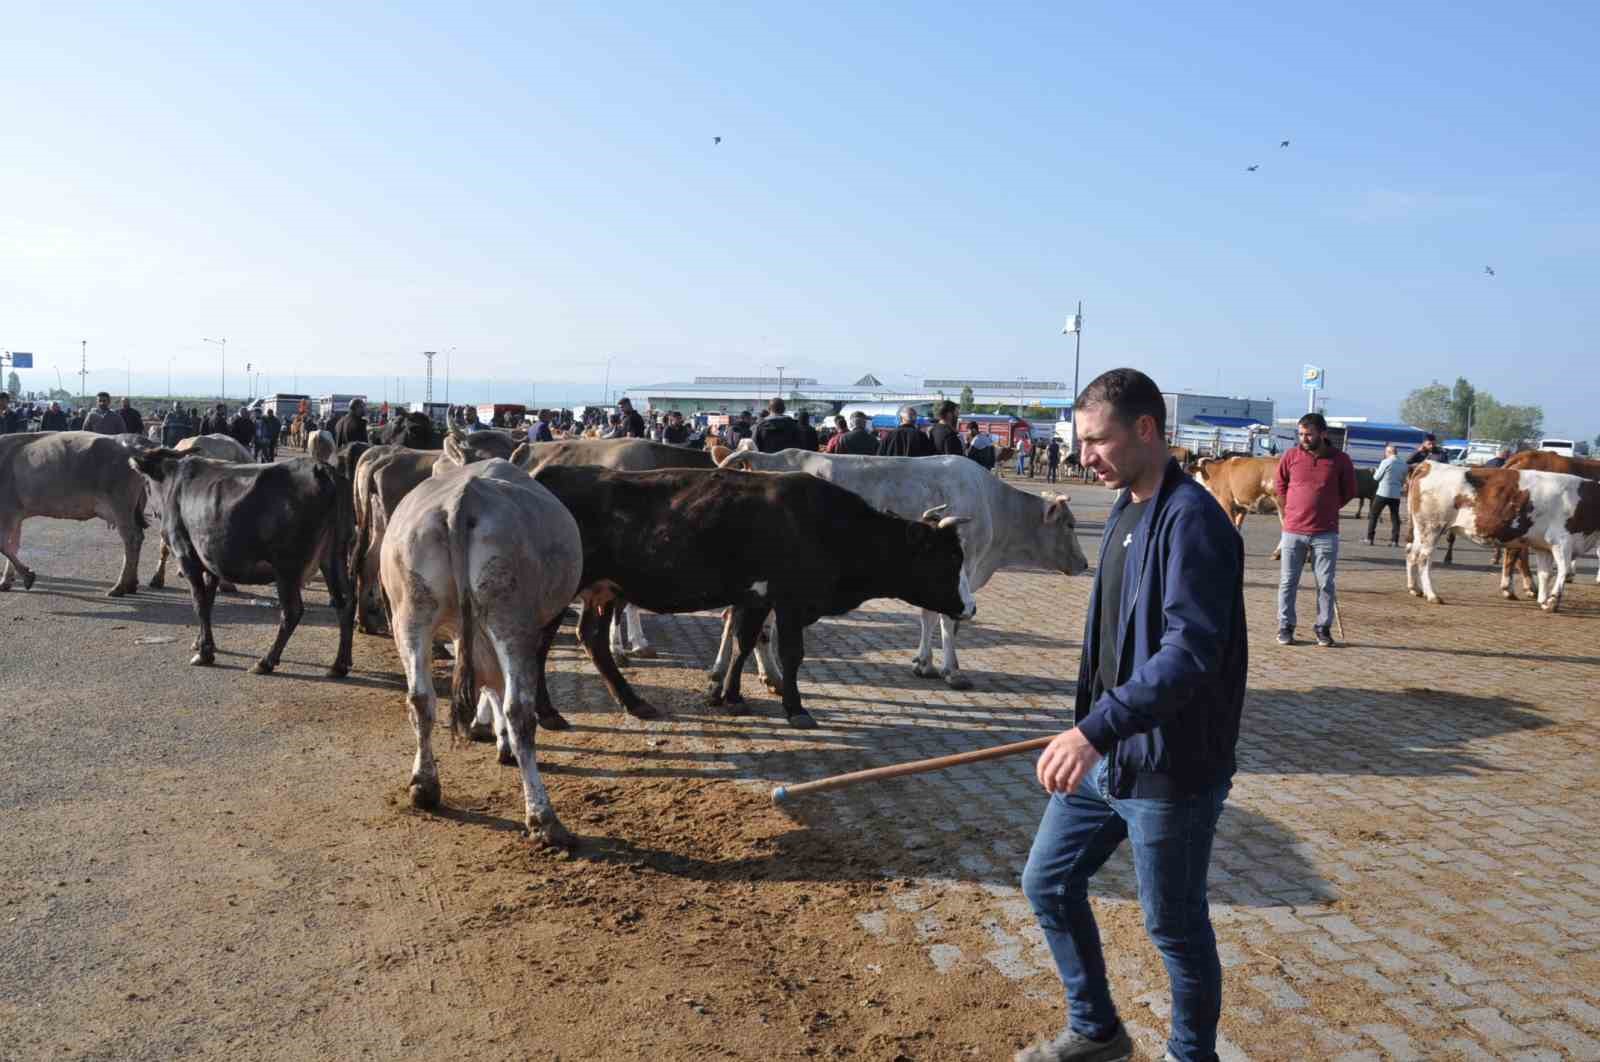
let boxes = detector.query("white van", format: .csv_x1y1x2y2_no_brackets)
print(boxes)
1539,438,1576,457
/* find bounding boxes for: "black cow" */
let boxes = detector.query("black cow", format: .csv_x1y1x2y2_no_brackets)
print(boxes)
529,466,976,728
129,449,356,677
380,412,439,449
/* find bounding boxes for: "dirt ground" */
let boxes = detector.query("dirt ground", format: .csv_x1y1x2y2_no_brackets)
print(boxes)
5,478,1599,1061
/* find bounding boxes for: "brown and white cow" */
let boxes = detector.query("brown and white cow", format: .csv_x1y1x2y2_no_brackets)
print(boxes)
1493,451,1600,599
1406,462,1600,611
1192,455,1286,558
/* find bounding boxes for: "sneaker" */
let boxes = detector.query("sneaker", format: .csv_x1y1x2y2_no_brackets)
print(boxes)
1362,537,1374,546
1314,626,1335,647
1276,628,1294,646
1014,1023,1134,1062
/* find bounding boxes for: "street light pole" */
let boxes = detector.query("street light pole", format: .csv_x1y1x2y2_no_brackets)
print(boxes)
202,337,226,402
603,356,615,406
423,351,437,406
777,365,785,399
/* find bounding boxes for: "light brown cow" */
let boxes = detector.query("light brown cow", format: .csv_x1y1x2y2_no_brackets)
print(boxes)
1192,455,1286,558
0,432,149,595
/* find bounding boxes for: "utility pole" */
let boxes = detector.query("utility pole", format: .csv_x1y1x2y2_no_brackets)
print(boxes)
79,339,86,406
423,351,437,406
1062,302,1083,443
203,337,226,402
776,365,785,398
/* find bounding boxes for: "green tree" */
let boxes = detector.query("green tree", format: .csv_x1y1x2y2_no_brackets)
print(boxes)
1471,393,1543,445
1399,381,1453,435
1450,377,1476,437
959,385,975,410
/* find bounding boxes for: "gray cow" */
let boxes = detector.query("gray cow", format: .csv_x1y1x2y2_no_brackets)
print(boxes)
379,457,583,849
0,431,150,595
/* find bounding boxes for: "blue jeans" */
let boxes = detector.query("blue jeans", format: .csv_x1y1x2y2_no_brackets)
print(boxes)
1277,530,1338,631
1022,760,1230,1062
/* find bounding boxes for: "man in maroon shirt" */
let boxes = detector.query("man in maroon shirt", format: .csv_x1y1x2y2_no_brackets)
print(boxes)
1275,412,1357,647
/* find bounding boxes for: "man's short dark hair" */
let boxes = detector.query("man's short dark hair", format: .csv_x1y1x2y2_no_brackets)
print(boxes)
1074,368,1165,433
1422,432,1437,442
768,397,786,415
935,399,958,419
966,420,979,431
1298,412,1328,431
97,391,111,401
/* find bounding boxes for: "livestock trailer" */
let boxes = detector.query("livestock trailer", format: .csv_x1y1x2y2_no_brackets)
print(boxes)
318,393,367,419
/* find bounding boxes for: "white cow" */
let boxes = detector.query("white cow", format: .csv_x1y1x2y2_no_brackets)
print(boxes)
175,433,254,462
1407,462,1600,612
379,458,583,848
715,450,1089,688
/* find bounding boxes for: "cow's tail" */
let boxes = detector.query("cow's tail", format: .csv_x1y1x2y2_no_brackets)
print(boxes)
717,449,758,470
447,500,479,738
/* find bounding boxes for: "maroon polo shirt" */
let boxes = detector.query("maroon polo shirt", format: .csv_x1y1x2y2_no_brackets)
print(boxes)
1276,445,1357,535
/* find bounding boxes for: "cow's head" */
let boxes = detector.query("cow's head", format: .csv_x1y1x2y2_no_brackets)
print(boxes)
1040,491,1090,575
436,431,521,475
908,507,978,621
127,447,186,483
1192,457,1218,483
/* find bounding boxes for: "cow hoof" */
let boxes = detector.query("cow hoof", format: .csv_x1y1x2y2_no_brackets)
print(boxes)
359,621,385,637
942,671,973,691
469,722,496,743
219,582,239,593
1408,588,1422,598
1502,591,1516,601
532,820,575,851
408,776,441,810
625,701,662,721
325,663,350,679
251,660,275,675
762,676,782,693
0,582,10,592
107,586,128,598
536,712,572,732
786,711,818,730
911,660,937,679
1426,595,1443,605
20,570,37,591
704,689,726,708
190,652,215,667
497,745,517,767
148,576,164,590
614,652,631,668
631,646,658,660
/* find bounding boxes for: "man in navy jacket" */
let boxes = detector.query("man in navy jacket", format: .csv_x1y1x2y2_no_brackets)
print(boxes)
1017,368,1246,1062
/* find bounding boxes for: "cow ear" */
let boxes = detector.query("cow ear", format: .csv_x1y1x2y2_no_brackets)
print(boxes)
448,426,467,443
442,435,466,467
1044,496,1071,524
509,442,535,469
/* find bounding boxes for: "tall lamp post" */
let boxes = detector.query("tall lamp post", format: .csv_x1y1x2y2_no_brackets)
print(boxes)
202,337,226,402
602,356,615,406
422,351,437,406
1062,300,1083,406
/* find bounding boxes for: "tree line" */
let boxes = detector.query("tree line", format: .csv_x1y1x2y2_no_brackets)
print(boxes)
1398,377,1549,445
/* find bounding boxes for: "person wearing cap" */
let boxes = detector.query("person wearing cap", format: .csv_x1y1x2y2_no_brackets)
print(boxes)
617,397,646,438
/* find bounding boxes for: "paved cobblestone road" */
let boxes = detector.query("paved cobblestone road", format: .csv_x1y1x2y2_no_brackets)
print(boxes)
606,476,1600,1061
3,470,1598,1060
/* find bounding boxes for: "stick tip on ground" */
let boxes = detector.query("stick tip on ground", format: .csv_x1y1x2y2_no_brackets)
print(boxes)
770,786,788,805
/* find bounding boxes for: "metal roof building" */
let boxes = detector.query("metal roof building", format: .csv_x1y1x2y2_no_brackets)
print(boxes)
621,375,1075,415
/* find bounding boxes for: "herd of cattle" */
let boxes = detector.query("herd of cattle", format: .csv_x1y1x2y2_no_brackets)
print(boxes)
1189,450,1600,610
1,429,1596,846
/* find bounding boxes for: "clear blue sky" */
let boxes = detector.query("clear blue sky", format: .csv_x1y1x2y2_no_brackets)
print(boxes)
3,2,1595,434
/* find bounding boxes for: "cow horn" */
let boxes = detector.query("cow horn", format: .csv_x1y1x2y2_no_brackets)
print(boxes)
921,504,949,521
937,515,971,529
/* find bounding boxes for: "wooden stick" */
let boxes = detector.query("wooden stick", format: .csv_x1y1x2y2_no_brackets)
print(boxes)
1334,599,1346,642
770,734,1054,805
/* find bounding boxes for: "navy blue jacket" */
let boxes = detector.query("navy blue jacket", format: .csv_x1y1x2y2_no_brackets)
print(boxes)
1074,458,1246,799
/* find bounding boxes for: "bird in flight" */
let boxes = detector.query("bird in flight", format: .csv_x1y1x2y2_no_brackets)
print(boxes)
1280,139,1290,148
1246,164,1259,172
713,136,722,145
1484,266,1495,276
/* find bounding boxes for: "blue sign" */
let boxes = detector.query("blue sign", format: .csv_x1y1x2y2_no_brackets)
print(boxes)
1302,364,1324,390
9,352,32,368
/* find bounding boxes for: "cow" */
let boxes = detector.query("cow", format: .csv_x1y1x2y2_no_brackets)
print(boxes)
0,432,150,596
715,449,1088,690
1493,451,1600,598
1351,468,1378,519
128,447,356,674
514,438,718,660
175,433,255,462
379,411,439,449
1193,455,1286,559
1168,445,1196,471
1405,462,1600,611
379,459,583,848
525,465,976,728
351,430,519,634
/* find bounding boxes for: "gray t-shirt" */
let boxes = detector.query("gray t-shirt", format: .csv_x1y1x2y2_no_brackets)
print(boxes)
1096,499,1150,698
